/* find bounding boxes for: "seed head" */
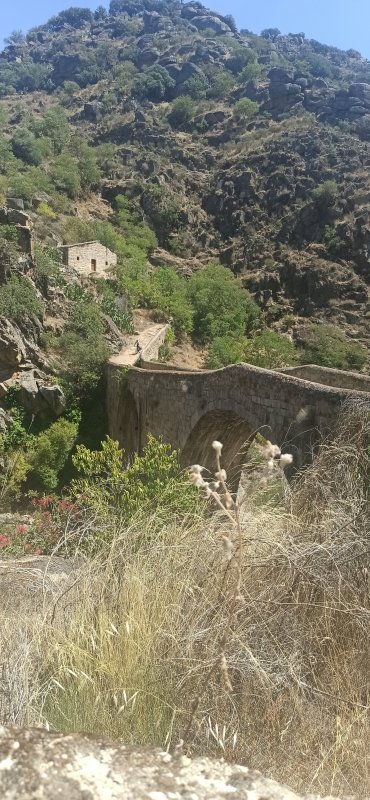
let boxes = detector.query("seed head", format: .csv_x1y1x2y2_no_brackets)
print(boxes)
279,453,293,469
189,464,204,475
215,469,227,481
212,440,223,457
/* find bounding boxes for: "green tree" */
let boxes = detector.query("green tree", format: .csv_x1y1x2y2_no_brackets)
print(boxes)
312,180,338,213
58,301,110,392
244,330,298,369
261,28,281,41
207,71,235,100
51,155,81,198
168,96,197,128
205,335,246,369
187,264,260,343
37,107,70,155
233,98,259,120
132,65,174,101
11,128,44,166
29,419,78,490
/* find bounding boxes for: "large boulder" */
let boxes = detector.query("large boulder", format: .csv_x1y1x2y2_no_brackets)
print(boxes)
191,15,232,34
0,728,341,799
19,371,66,417
0,318,27,369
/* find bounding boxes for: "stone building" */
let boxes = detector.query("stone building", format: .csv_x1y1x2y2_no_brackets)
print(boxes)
58,241,117,276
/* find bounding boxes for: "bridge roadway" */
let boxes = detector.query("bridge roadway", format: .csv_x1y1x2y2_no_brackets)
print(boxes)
107,340,370,476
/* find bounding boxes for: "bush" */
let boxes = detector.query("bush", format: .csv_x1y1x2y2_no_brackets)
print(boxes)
299,324,367,371
36,202,57,219
11,128,45,166
71,433,197,524
51,155,81,198
205,335,246,369
132,65,174,101
58,301,110,392
207,70,235,99
0,275,44,322
187,264,260,343
244,329,298,369
233,98,259,120
36,107,70,155
168,96,197,128
28,419,78,490
312,180,338,212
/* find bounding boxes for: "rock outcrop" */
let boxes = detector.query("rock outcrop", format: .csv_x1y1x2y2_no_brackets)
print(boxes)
0,727,346,799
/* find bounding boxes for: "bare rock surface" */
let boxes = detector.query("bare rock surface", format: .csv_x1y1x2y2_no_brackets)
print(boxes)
0,727,348,800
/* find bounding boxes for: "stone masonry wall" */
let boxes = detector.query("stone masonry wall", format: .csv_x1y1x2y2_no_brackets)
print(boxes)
60,242,117,276
107,362,370,469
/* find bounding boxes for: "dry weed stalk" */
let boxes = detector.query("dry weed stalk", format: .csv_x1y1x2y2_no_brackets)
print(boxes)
183,438,293,745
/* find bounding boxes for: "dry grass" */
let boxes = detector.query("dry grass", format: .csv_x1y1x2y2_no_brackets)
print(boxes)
10,400,370,797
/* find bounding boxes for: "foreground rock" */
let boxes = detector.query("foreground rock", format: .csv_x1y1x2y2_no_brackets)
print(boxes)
0,727,345,799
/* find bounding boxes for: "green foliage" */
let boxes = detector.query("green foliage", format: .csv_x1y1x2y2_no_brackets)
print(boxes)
36,202,57,219
28,419,78,490
181,72,209,100
132,65,175,101
207,70,235,99
97,281,134,333
0,224,17,243
46,7,93,31
0,274,44,322
312,180,339,213
11,128,45,166
114,195,157,256
168,96,197,128
0,61,50,95
244,329,298,369
237,62,262,83
51,155,81,198
69,138,101,190
36,107,70,155
187,264,260,343
261,28,281,41
299,324,367,371
33,244,60,292
57,301,110,393
205,335,246,369
71,434,197,528
233,98,259,120
158,327,176,362
141,185,181,247
7,167,53,205
117,262,193,336
4,30,25,45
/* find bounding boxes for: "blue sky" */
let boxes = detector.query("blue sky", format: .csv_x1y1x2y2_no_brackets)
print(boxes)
1,0,370,59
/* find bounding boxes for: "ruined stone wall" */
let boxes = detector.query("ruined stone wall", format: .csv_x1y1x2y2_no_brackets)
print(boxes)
60,242,117,276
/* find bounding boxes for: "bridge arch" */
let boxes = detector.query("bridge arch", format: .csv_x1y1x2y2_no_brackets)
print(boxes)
180,409,257,490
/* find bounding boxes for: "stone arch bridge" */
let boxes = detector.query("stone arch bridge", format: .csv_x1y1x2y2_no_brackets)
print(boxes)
107,360,370,480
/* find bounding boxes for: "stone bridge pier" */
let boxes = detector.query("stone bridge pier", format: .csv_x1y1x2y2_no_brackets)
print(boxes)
107,362,370,480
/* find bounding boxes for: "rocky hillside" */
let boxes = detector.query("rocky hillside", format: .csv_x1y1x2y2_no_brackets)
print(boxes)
2,0,370,362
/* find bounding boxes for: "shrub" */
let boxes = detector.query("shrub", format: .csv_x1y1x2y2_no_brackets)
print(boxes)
141,185,182,247
36,202,57,219
233,98,259,120
11,128,44,166
58,301,110,392
181,72,209,100
205,335,246,369
36,107,70,155
168,96,197,128
71,433,197,525
132,66,174,101
0,275,44,322
312,180,338,212
158,327,176,362
187,264,260,343
261,28,281,41
244,329,298,369
299,324,367,371
207,71,235,99
51,155,81,198
28,419,78,490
